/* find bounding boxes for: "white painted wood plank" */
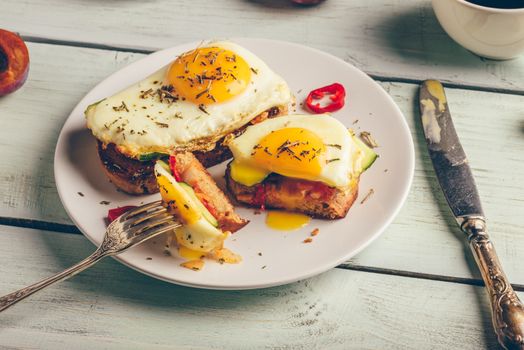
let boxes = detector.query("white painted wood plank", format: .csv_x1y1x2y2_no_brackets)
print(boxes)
3,0,524,92
0,225,505,349
0,43,143,224
1,42,523,285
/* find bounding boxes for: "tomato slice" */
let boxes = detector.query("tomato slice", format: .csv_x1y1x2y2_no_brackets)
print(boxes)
107,206,137,223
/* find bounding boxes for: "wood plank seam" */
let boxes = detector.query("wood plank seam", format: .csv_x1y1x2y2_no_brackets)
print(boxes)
3,218,523,292
370,75,524,97
21,35,153,55
0,217,80,234
20,36,524,97
338,264,524,292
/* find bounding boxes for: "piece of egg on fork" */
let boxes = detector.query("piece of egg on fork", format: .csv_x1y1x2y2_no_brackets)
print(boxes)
154,162,227,253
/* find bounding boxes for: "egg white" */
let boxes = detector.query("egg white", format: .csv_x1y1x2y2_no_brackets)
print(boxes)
86,41,292,157
228,114,361,188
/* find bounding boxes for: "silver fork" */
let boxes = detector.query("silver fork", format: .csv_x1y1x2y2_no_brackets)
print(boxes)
0,200,179,312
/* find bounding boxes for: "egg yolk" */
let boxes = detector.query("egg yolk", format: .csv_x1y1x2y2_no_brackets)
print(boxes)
230,160,269,186
166,47,251,105
265,211,311,231
178,245,205,260
156,173,201,225
252,128,326,180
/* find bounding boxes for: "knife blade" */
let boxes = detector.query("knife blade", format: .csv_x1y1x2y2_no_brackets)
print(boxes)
419,80,483,220
419,80,524,350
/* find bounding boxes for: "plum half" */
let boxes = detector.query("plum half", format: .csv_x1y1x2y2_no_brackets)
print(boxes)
0,29,29,96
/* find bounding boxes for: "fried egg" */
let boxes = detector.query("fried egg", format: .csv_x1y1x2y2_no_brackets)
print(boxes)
86,41,291,157
228,114,364,188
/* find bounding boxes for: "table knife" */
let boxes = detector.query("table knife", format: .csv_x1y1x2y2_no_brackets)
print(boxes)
419,80,524,350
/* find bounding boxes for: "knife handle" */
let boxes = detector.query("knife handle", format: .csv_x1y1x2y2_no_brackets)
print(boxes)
461,217,524,350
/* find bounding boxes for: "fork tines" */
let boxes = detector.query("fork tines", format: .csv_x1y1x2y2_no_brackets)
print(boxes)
117,200,180,237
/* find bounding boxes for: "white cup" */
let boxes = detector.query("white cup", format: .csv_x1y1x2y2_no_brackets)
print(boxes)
432,0,524,60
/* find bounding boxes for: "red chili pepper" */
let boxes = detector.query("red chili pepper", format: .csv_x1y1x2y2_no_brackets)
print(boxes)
107,206,137,223
199,197,219,220
169,155,182,182
305,83,346,113
191,183,218,219
253,184,266,210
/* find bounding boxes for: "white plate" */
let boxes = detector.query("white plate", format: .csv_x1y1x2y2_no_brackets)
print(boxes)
54,38,414,290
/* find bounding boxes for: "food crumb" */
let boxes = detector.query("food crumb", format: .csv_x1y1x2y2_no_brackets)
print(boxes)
360,188,375,204
352,119,359,125
303,237,313,243
384,169,388,173
146,257,152,260
359,131,379,148
100,200,111,205
311,228,320,236
258,252,262,256
181,259,204,271
77,192,84,197
261,265,267,269
207,248,242,264
163,250,171,256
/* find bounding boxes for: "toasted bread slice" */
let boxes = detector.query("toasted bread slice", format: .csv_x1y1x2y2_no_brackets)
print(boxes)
98,141,157,194
225,162,359,219
97,105,286,195
173,152,248,233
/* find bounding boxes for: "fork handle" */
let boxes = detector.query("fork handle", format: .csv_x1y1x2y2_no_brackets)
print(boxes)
461,217,524,350
0,249,107,312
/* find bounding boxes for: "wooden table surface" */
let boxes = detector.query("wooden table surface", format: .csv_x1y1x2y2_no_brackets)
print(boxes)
1,1,523,349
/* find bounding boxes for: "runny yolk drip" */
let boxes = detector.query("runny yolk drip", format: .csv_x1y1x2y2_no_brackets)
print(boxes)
166,47,251,105
178,245,205,260
266,211,311,231
253,128,325,181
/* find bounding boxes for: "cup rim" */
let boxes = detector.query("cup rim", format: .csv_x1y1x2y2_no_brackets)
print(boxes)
456,0,524,13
